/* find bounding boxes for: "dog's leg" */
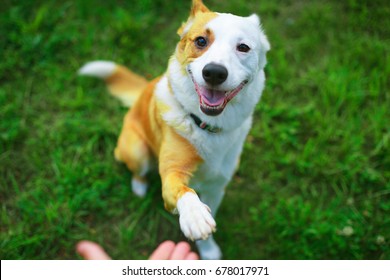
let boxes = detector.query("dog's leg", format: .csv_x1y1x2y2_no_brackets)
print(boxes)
130,175,149,197
159,128,216,241
199,178,227,216
196,236,222,260
115,115,151,197
194,178,227,260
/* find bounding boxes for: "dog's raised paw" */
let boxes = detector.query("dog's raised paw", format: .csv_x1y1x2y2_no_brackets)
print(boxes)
177,192,216,241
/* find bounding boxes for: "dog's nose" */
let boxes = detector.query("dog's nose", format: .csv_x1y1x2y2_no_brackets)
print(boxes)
202,63,228,86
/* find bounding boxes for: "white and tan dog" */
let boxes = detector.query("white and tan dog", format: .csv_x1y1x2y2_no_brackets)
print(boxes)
79,0,269,259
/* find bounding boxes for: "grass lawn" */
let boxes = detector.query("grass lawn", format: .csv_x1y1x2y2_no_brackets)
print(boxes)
1,0,389,259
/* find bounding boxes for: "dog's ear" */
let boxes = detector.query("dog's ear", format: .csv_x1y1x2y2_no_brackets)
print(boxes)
247,14,270,69
247,14,270,53
177,0,211,37
247,14,260,26
190,0,210,16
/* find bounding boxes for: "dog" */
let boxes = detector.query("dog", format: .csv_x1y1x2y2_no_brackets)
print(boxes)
79,0,270,259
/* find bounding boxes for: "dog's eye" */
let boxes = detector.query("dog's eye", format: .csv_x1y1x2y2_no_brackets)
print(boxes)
194,36,208,49
237,43,251,53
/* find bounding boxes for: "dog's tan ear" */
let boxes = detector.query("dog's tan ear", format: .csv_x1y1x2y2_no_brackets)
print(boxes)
190,0,210,16
177,0,211,36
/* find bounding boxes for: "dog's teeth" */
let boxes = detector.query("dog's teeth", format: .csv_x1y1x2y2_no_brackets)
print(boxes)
200,97,226,111
201,103,225,110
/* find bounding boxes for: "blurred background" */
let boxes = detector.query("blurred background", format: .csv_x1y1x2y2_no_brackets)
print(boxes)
0,0,389,259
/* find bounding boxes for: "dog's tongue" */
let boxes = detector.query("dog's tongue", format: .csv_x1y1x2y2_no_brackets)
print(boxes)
199,87,226,106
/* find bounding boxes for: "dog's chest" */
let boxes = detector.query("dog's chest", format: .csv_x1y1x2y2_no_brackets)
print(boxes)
186,119,251,191
154,75,251,188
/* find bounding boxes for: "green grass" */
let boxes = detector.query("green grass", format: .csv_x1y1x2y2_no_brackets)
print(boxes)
1,0,389,259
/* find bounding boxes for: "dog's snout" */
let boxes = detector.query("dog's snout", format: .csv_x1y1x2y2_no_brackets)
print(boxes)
202,63,228,86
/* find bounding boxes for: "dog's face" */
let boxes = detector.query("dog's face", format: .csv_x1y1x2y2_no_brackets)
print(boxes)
173,0,270,118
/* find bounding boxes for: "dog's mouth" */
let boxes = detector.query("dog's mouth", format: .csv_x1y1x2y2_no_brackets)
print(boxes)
188,70,248,116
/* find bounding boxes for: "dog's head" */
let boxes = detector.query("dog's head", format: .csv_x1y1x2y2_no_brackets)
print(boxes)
170,0,270,120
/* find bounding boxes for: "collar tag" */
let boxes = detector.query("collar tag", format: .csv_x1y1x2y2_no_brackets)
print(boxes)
190,113,222,134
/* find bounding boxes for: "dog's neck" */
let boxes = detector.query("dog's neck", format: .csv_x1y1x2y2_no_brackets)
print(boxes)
189,113,222,133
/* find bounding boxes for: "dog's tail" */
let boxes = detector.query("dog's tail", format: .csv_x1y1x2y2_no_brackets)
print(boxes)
78,61,148,107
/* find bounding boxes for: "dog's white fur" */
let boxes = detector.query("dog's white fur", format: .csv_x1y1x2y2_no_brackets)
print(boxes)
155,13,270,259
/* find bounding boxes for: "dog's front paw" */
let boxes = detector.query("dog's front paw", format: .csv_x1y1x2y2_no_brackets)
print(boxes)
177,192,216,241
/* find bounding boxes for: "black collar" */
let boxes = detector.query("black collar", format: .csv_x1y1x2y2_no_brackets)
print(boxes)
190,113,222,133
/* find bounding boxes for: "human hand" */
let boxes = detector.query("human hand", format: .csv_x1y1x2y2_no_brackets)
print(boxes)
148,240,199,260
76,240,199,260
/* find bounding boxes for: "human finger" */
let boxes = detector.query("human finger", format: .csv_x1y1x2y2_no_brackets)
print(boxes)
169,242,193,260
76,240,111,260
149,240,176,260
